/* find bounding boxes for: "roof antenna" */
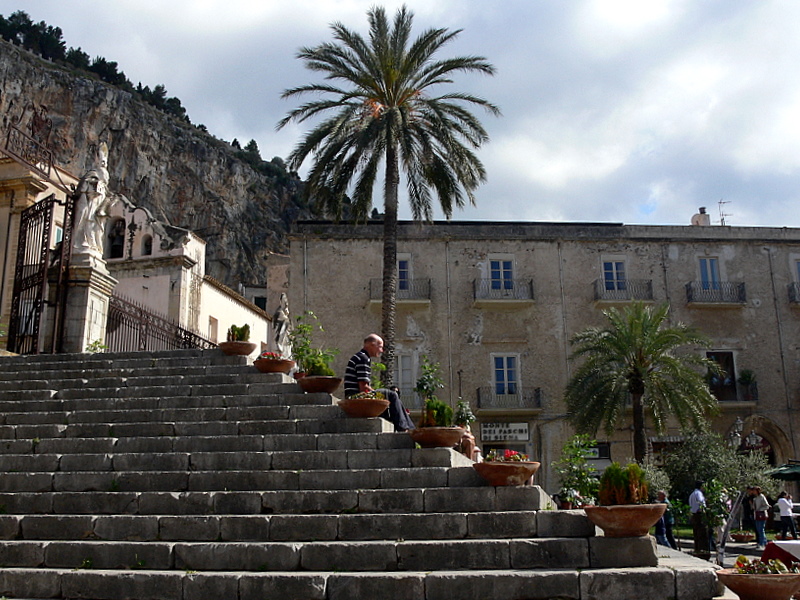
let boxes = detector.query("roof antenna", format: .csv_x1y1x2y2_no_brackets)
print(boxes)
718,199,732,226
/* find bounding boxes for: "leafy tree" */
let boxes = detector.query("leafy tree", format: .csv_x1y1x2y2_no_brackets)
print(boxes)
278,6,498,385
564,302,720,462
66,46,91,70
663,432,779,503
89,56,129,86
244,139,261,159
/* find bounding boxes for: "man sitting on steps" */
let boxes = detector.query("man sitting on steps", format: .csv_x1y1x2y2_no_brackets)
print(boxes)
344,334,415,432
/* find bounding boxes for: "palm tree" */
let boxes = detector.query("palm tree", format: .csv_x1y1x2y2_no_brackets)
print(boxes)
564,302,720,462
278,6,498,385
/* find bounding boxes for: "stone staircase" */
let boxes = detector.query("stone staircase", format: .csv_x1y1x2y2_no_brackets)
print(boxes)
0,349,720,600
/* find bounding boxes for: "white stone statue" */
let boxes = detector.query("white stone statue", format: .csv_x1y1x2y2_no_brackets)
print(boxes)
273,293,292,359
72,142,117,256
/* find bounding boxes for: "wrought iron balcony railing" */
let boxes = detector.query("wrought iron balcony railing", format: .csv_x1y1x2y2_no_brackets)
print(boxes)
593,278,653,301
685,281,746,304
476,386,542,410
369,278,431,301
473,279,534,301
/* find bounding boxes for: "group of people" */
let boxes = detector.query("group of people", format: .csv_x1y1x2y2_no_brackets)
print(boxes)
688,479,797,557
744,486,796,548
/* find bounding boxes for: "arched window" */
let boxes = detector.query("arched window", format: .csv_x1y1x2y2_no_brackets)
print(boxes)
142,234,153,256
108,218,126,259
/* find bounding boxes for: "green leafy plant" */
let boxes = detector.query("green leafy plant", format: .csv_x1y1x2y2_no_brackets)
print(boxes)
226,324,250,342
288,311,338,374
414,355,444,401
551,434,599,505
85,339,108,353
419,397,454,427
597,462,648,506
454,400,476,428
370,361,387,389
737,369,756,385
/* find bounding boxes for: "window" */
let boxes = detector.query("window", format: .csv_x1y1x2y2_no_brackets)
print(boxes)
253,296,267,311
53,224,63,246
603,260,626,291
394,353,420,408
707,351,736,402
493,354,518,395
490,258,514,291
699,257,721,290
108,218,126,259
208,317,219,343
795,260,800,283
397,254,411,292
141,235,153,256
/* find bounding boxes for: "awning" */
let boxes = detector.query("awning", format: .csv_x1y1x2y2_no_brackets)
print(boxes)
766,463,800,481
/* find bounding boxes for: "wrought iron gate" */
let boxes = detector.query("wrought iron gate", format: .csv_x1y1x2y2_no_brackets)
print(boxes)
7,193,73,354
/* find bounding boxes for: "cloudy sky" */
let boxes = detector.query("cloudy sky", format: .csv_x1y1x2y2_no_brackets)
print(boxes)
3,0,800,227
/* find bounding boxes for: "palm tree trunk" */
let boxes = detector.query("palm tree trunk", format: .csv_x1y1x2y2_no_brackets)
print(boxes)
632,392,647,463
381,144,399,387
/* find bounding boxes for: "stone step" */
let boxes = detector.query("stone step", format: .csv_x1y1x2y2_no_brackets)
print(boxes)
0,415,389,441
0,348,241,369
0,363,258,384
0,510,555,542
0,465,487,493
0,370,278,391
0,402,341,424
0,486,551,516
0,561,717,600
0,390,340,415
0,431,415,455
0,448,471,473
0,535,662,572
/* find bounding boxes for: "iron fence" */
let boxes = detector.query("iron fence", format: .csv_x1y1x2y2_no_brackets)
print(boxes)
476,386,542,409
473,279,534,301
593,278,653,301
106,293,216,352
369,278,431,301
685,281,746,304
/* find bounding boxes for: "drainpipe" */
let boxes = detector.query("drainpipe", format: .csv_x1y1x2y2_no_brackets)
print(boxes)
1,190,14,318
557,241,569,376
302,238,308,313
766,246,796,455
445,238,454,404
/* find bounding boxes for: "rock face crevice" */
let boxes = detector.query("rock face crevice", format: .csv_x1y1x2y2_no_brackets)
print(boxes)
0,39,312,286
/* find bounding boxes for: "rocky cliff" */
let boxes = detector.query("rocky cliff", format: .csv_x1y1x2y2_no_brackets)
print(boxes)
0,38,311,286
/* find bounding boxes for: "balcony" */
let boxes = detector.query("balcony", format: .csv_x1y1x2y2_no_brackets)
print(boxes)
476,386,542,412
593,279,653,302
473,278,534,309
789,282,800,304
709,380,758,403
685,281,746,306
369,278,431,309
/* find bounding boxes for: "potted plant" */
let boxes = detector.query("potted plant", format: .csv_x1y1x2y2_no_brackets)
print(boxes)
551,434,599,509
731,529,756,543
338,362,390,417
454,400,478,459
287,312,341,393
738,369,757,401
253,350,295,374
717,555,800,600
583,462,666,537
408,357,464,447
473,449,541,486
218,324,256,356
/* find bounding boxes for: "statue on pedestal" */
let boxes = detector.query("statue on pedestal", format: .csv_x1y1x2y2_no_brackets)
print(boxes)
72,142,117,256
273,293,292,359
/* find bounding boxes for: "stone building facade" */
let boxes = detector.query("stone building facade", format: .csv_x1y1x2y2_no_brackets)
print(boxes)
289,218,800,493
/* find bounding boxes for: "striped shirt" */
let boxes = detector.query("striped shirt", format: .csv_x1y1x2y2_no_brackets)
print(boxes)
344,349,371,397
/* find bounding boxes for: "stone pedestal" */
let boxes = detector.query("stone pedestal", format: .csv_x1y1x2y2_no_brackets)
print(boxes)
62,251,117,353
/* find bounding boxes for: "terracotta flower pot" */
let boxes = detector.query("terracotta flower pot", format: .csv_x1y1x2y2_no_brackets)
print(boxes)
218,341,256,356
338,397,390,418
731,533,756,543
716,568,800,600
297,376,342,394
583,503,666,537
473,461,541,486
254,358,295,374
408,426,465,448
